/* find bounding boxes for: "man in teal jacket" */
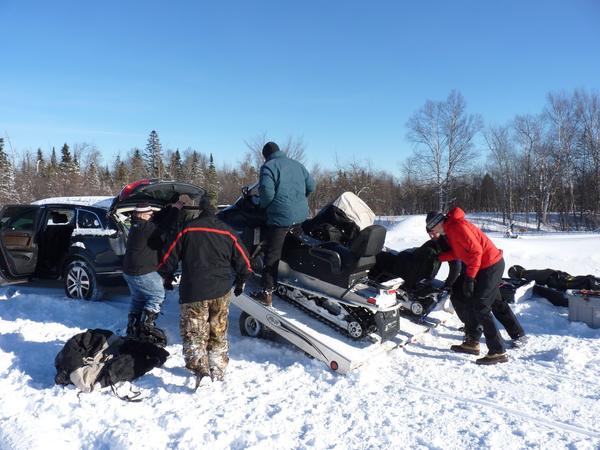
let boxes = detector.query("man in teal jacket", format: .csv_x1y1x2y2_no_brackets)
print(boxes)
254,141,315,306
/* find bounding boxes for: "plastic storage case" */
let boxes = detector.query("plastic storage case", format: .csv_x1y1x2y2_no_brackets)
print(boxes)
567,290,600,329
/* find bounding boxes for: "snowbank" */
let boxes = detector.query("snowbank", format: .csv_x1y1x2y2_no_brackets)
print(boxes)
1,217,600,449
32,196,114,209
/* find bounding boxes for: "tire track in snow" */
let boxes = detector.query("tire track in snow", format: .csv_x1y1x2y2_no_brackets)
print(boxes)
405,384,600,439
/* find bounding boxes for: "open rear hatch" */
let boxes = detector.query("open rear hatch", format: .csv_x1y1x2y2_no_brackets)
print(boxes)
110,179,207,212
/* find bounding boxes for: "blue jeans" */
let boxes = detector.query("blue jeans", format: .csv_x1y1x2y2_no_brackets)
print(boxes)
123,272,166,315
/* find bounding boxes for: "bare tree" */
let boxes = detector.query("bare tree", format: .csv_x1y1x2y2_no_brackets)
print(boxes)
244,133,308,168
407,90,482,210
574,89,600,222
543,92,579,228
484,124,516,224
513,114,544,224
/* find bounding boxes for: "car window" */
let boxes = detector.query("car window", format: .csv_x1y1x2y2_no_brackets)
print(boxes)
77,209,103,229
0,206,37,231
46,209,75,226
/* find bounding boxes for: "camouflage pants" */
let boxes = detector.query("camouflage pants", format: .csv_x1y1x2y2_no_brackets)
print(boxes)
180,292,231,380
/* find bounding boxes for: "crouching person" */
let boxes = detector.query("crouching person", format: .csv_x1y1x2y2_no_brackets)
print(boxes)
426,208,525,365
158,197,252,385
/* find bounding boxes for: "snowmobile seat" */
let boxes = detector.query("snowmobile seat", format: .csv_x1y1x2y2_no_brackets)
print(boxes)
282,224,387,289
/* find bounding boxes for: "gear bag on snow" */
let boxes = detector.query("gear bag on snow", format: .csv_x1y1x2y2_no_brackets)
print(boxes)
508,265,600,307
55,328,169,394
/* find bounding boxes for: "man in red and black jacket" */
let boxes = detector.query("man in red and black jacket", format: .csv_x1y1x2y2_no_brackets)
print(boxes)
426,207,525,365
158,198,252,384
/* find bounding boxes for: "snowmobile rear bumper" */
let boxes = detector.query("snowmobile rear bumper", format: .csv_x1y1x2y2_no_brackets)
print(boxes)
375,309,400,341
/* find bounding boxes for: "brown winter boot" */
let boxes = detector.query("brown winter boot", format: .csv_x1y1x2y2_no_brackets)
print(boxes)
476,351,509,365
252,290,272,307
450,336,481,355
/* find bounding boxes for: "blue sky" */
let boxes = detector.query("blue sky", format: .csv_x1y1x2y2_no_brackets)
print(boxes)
1,0,599,172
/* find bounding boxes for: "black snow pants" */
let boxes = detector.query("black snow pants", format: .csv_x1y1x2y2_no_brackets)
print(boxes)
451,259,524,352
261,226,291,291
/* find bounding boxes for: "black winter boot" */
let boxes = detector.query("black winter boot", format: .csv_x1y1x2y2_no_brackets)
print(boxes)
126,312,141,337
141,309,159,328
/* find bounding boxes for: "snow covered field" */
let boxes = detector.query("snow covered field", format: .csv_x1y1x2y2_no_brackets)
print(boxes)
1,215,599,449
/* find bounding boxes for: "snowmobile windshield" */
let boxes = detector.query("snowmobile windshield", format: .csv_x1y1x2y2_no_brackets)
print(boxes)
331,192,375,230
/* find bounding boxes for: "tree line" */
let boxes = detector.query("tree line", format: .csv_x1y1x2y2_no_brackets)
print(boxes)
0,88,598,230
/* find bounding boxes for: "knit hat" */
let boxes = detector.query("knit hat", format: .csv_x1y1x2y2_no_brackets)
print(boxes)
134,202,152,213
262,141,280,159
425,211,445,231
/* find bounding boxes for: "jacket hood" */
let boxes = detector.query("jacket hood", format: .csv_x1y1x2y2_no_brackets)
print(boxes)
446,207,466,221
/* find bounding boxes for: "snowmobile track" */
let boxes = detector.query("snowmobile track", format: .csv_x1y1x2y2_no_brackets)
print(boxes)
275,287,367,341
406,384,600,439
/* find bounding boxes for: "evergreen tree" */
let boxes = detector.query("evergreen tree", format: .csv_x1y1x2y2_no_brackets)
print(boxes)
186,150,205,186
0,138,17,204
100,165,112,193
86,161,102,195
144,130,163,178
169,149,184,181
46,147,61,197
32,148,47,200
36,148,45,174
50,147,57,169
58,143,81,195
129,148,146,181
207,153,219,207
113,154,129,190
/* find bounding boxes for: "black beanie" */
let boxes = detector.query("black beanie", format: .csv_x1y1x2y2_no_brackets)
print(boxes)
262,142,280,159
426,211,445,231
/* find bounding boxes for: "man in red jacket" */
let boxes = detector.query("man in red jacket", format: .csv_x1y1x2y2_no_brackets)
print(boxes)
426,208,525,365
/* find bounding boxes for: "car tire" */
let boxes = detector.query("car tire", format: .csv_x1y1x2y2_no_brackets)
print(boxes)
64,260,102,301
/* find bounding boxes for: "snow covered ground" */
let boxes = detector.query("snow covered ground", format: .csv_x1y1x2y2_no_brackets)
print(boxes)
1,215,599,449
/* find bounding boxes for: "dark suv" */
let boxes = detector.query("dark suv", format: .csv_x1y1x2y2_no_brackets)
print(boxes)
0,180,205,300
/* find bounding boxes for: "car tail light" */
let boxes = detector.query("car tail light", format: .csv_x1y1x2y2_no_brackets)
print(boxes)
367,297,377,305
119,179,151,201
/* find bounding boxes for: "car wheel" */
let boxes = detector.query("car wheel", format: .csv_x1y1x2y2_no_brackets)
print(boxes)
64,260,102,301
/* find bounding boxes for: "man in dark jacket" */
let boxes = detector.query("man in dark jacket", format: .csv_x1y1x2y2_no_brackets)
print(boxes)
123,202,179,337
158,198,252,384
426,208,525,365
253,141,315,306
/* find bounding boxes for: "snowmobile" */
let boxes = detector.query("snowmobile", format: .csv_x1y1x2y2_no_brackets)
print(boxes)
369,241,450,319
220,188,413,341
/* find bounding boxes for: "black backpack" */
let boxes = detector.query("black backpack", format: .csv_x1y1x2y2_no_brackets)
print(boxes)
55,329,169,400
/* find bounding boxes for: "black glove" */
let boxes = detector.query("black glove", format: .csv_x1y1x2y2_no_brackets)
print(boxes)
462,276,474,298
234,283,245,297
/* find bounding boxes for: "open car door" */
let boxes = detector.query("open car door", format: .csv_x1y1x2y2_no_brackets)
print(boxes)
0,205,41,281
